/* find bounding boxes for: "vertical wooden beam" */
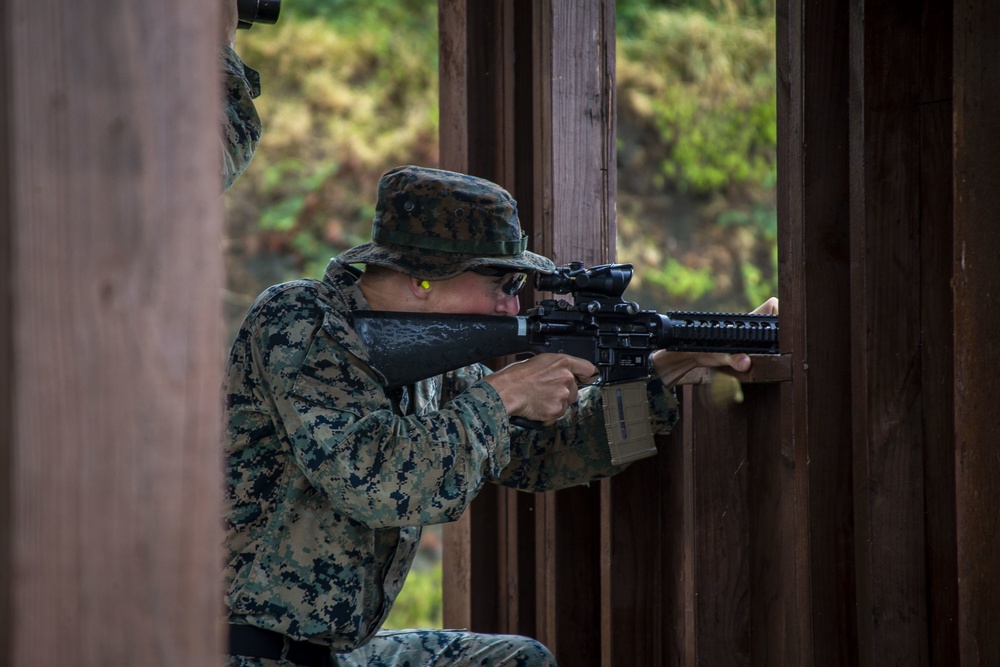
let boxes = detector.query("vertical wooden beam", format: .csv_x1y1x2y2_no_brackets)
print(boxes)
849,1,929,665
688,387,752,665
918,2,958,664
745,382,796,665
438,0,475,633
438,2,617,664
439,0,523,637
0,0,13,661
530,0,616,267
1,0,223,664
530,3,616,665
778,0,855,663
953,0,1000,663
605,435,668,667
438,0,468,173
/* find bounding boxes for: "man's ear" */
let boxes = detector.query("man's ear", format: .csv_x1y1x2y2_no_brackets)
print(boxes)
408,276,431,299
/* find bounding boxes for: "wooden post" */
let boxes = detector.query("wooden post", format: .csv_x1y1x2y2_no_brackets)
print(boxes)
954,1,1000,663
778,0,856,665
849,2,938,665
530,4,616,663
438,2,617,664
0,0,224,664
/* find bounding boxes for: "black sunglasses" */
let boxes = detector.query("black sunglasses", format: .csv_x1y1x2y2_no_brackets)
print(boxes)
471,266,529,297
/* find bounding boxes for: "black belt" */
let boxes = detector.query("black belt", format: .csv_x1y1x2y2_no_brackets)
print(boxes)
228,623,337,667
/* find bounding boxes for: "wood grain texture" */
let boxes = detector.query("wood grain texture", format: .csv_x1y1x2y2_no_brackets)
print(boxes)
778,0,857,664
3,0,224,664
954,0,1000,663
437,2,1000,665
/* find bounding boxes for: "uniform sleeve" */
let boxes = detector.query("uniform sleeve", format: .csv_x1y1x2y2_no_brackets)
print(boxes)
256,302,515,529
444,363,681,493
221,45,262,191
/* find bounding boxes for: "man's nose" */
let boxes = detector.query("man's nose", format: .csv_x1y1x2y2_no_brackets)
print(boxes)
495,295,520,315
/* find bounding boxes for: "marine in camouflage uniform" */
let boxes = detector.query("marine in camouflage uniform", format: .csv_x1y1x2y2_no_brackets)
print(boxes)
222,166,680,666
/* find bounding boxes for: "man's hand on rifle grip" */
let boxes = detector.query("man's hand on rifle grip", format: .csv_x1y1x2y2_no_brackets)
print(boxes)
485,353,598,426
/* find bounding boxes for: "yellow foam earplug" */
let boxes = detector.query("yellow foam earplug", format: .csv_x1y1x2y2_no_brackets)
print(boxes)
420,280,430,290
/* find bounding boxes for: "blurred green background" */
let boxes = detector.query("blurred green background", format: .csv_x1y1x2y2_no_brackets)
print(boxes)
226,0,777,629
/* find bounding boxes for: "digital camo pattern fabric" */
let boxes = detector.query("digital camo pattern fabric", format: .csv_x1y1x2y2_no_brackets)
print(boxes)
227,629,556,667
221,45,262,191
223,258,679,661
337,166,555,280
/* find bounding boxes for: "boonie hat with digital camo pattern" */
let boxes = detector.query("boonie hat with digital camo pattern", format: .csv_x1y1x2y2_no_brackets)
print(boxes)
337,165,555,279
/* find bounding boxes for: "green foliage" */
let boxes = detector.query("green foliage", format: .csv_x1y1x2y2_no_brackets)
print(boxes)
616,6,777,311
225,1,778,315
226,6,439,284
285,0,437,36
618,11,776,196
382,563,443,630
618,0,776,35
740,244,777,307
644,258,716,302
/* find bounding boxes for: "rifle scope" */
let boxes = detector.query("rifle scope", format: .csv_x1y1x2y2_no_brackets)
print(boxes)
535,262,633,298
237,0,281,29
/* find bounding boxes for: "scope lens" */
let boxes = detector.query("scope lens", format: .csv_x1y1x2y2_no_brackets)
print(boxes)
237,0,281,26
256,0,281,23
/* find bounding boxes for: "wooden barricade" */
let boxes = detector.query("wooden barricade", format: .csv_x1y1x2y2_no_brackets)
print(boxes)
439,0,1000,665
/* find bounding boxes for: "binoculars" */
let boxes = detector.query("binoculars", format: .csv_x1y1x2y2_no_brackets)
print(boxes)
237,0,281,28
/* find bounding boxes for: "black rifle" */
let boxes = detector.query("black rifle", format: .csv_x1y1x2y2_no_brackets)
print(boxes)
352,262,778,465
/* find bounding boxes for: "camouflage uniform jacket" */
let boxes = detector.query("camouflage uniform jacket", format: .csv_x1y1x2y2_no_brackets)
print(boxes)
223,258,679,653
221,45,261,191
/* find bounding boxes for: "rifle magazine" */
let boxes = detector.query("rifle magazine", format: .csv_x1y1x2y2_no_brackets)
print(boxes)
602,381,658,466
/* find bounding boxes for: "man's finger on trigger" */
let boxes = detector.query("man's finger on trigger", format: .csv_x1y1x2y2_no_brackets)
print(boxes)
569,357,598,380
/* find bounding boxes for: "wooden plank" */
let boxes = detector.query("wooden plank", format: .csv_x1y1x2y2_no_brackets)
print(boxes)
689,385,751,666
511,492,539,636
469,485,503,632
606,459,662,665
529,2,616,665
662,424,688,667
437,0,468,172
2,0,223,663
547,486,603,665
606,440,666,667
0,0,12,659
438,0,474,632
918,4,957,665
953,0,1000,663
463,0,508,181
745,383,797,665
439,1,521,636
441,509,473,629
682,394,699,663
778,0,856,663
531,0,616,266
848,1,929,665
